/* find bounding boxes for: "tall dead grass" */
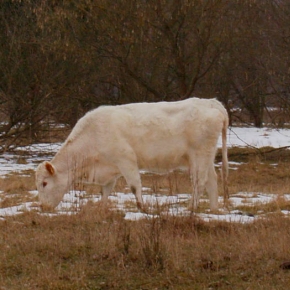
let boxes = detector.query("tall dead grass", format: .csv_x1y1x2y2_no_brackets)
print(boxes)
0,173,36,208
1,206,290,290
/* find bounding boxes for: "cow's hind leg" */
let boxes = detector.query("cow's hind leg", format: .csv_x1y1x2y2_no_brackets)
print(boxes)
205,165,218,211
188,155,208,211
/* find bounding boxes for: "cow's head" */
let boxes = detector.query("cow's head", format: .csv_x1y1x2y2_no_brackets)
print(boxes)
36,161,68,210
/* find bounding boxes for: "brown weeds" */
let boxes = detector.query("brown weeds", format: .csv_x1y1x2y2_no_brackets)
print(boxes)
1,209,290,289
0,174,36,208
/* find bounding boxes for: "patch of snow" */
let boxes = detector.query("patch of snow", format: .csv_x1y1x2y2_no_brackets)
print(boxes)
218,127,290,148
229,192,277,207
197,212,255,224
124,212,157,221
0,202,35,217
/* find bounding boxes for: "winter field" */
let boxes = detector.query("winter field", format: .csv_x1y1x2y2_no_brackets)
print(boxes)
2,126,290,289
1,126,290,223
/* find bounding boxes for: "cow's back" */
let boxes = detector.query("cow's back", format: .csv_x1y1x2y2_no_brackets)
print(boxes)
83,99,224,170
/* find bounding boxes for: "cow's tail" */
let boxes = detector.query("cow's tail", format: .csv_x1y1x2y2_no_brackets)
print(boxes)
221,116,229,204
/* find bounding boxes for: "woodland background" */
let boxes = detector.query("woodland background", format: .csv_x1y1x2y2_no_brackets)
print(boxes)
1,0,290,148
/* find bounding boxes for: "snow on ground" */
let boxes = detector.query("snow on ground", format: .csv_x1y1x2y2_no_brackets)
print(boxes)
1,126,290,223
218,127,290,148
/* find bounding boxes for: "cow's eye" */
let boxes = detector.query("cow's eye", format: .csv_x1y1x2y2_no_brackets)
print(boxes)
43,181,47,187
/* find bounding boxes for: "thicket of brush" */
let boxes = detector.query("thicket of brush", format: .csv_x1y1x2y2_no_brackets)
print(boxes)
1,148,290,289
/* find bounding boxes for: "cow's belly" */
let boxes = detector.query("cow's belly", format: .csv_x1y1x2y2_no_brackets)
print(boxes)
86,163,120,185
136,145,189,172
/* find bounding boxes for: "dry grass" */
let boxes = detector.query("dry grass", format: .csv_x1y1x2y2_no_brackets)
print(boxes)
1,148,290,289
1,208,290,289
0,173,36,208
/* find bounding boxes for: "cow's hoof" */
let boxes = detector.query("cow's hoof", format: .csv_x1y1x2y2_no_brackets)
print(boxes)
280,261,290,270
137,202,149,214
187,203,197,213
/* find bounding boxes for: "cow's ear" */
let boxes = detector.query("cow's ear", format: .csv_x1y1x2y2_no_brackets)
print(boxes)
45,162,55,176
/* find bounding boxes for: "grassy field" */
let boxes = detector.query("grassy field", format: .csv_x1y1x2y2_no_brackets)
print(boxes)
1,148,290,289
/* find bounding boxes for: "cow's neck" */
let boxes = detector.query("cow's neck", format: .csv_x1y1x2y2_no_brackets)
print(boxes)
51,141,92,178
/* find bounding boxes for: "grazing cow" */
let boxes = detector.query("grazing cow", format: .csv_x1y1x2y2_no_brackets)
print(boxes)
36,97,228,211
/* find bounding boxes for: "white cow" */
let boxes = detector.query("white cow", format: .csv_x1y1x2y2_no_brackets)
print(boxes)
36,97,228,211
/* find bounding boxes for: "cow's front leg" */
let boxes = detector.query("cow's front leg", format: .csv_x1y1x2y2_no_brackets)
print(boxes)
130,184,143,210
116,159,144,211
205,165,218,211
189,162,207,212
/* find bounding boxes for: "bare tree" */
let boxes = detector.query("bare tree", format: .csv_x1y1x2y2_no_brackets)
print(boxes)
2,0,290,150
